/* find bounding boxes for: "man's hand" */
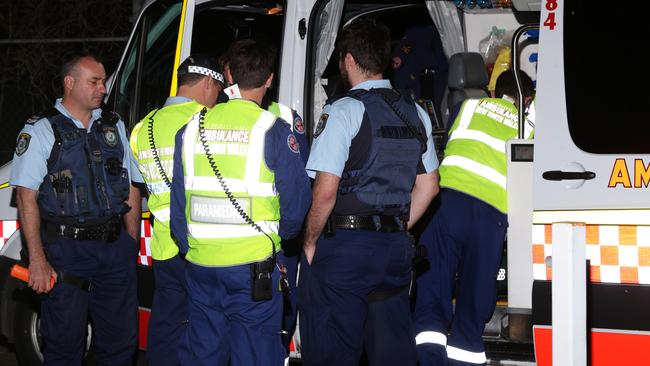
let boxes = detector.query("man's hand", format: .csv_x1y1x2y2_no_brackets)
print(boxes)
28,254,57,294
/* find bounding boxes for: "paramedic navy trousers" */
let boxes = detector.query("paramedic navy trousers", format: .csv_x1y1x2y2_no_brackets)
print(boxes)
40,229,138,366
178,260,285,366
298,229,417,366
277,250,298,350
147,254,188,366
414,188,507,366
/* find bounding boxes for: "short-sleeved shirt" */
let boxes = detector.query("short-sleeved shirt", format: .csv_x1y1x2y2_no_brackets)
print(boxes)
10,98,143,190
306,79,438,179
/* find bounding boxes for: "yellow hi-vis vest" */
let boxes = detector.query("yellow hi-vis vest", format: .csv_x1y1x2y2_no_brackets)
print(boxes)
268,101,293,125
440,98,533,213
181,99,281,267
130,100,204,260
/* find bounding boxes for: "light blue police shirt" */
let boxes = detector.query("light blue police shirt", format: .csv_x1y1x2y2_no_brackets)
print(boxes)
10,98,144,190
306,79,438,178
163,95,192,107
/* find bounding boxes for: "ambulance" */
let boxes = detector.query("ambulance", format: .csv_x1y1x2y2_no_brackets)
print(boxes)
0,0,647,364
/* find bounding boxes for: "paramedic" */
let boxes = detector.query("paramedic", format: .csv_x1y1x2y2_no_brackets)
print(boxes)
220,40,310,350
414,70,535,366
130,55,224,366
170,39,311,366
11,53,143,365
298,18,440,366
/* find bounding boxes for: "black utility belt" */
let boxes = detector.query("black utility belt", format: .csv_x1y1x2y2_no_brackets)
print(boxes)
330,215,406,233
44,218,122,242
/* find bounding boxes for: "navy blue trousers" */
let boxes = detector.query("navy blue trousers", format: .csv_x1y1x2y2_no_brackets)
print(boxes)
178,259,285,366
146,254,188,366
414,189,507,366
298,229,416,366
40,229,138,366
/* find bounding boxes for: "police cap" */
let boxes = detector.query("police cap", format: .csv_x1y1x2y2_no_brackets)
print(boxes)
177,55,225,86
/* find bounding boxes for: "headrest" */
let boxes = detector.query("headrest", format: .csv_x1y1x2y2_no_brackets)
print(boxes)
447,52,489,90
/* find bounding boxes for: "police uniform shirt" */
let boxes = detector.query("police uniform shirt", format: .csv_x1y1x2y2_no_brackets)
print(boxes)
10,98,144,190
169,110,312,251
306,79,438,178
163,95,192,108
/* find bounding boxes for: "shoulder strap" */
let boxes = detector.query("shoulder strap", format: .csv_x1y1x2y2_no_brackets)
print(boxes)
100,108,120,126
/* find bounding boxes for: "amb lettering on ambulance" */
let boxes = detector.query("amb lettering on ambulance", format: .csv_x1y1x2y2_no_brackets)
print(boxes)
608,158,650,188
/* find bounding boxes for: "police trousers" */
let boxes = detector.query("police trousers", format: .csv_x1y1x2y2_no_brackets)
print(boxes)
147,254,188,366
414,189,507,366
40,229,138,366
298,229,416,366
178,259,286,366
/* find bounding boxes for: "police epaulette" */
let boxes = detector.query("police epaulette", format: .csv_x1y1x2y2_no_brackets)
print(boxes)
25,108,60,125
100,109,121,126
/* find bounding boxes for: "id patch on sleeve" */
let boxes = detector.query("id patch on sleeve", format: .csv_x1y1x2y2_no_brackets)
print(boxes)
15,133,31,156
287,134,300,154
293,116,305,134
314,113,329,138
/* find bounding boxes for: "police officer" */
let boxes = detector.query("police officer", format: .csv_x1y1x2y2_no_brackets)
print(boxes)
11,53,143,365
220,40,310,350
414,70,535,366
130,55,224,366
299,19,440,366
169,39,311,366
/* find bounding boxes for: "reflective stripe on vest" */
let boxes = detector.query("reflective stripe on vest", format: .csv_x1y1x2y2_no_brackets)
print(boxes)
446,345,487,364
182,100,281,266
439,98,522,213
131,101,203,260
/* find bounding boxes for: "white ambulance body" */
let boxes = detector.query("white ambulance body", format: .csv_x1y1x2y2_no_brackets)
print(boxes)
0,0,647,364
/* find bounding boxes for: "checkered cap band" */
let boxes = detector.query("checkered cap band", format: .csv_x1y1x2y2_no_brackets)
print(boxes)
187,65,225,84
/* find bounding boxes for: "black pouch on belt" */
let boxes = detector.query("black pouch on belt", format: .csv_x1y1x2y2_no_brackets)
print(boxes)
251,258,274,301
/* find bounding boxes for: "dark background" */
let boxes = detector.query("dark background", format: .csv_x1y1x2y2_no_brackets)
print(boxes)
0,0,146,165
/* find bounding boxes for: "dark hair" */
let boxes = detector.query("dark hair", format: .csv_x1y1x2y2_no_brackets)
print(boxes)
178,73,209,87
495,70,535,100
337,18,391,75
61,52,102,84
222,39,277,89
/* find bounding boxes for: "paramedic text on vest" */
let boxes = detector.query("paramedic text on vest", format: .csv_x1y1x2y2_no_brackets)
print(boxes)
169,39,311,366
10,54,144,366
130,55,224,366
299,19,440,366
218,38,311,352
414,70,535,366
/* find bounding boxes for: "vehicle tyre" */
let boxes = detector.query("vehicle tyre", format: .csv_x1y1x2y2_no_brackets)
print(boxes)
13,298,43,366
13,297,92,366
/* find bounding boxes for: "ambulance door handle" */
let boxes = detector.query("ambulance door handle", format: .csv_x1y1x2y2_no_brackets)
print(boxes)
542,170,596,181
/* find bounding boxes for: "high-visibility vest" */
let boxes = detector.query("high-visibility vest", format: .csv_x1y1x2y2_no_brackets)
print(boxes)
440,98,533,213
130,100,204,260
267,101,293,127
181,99,281,267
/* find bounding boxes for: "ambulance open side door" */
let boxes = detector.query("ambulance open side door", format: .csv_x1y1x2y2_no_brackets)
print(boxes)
107,0,195,128
532,1,650,365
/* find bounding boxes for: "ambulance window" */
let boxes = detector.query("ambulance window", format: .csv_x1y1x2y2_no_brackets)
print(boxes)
108,0,182,128
189,2,286,102
564,3,650,153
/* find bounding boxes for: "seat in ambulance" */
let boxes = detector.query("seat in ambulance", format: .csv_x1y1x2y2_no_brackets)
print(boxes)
446,52,489,113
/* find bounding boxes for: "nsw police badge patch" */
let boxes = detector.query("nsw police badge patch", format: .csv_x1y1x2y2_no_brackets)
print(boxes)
103,127,118,147
15,133,31,156
314,113,329,138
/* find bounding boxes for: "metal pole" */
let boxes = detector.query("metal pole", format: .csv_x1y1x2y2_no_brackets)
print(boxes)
0,37,128,44
511,24,538,140
552,222,587,366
